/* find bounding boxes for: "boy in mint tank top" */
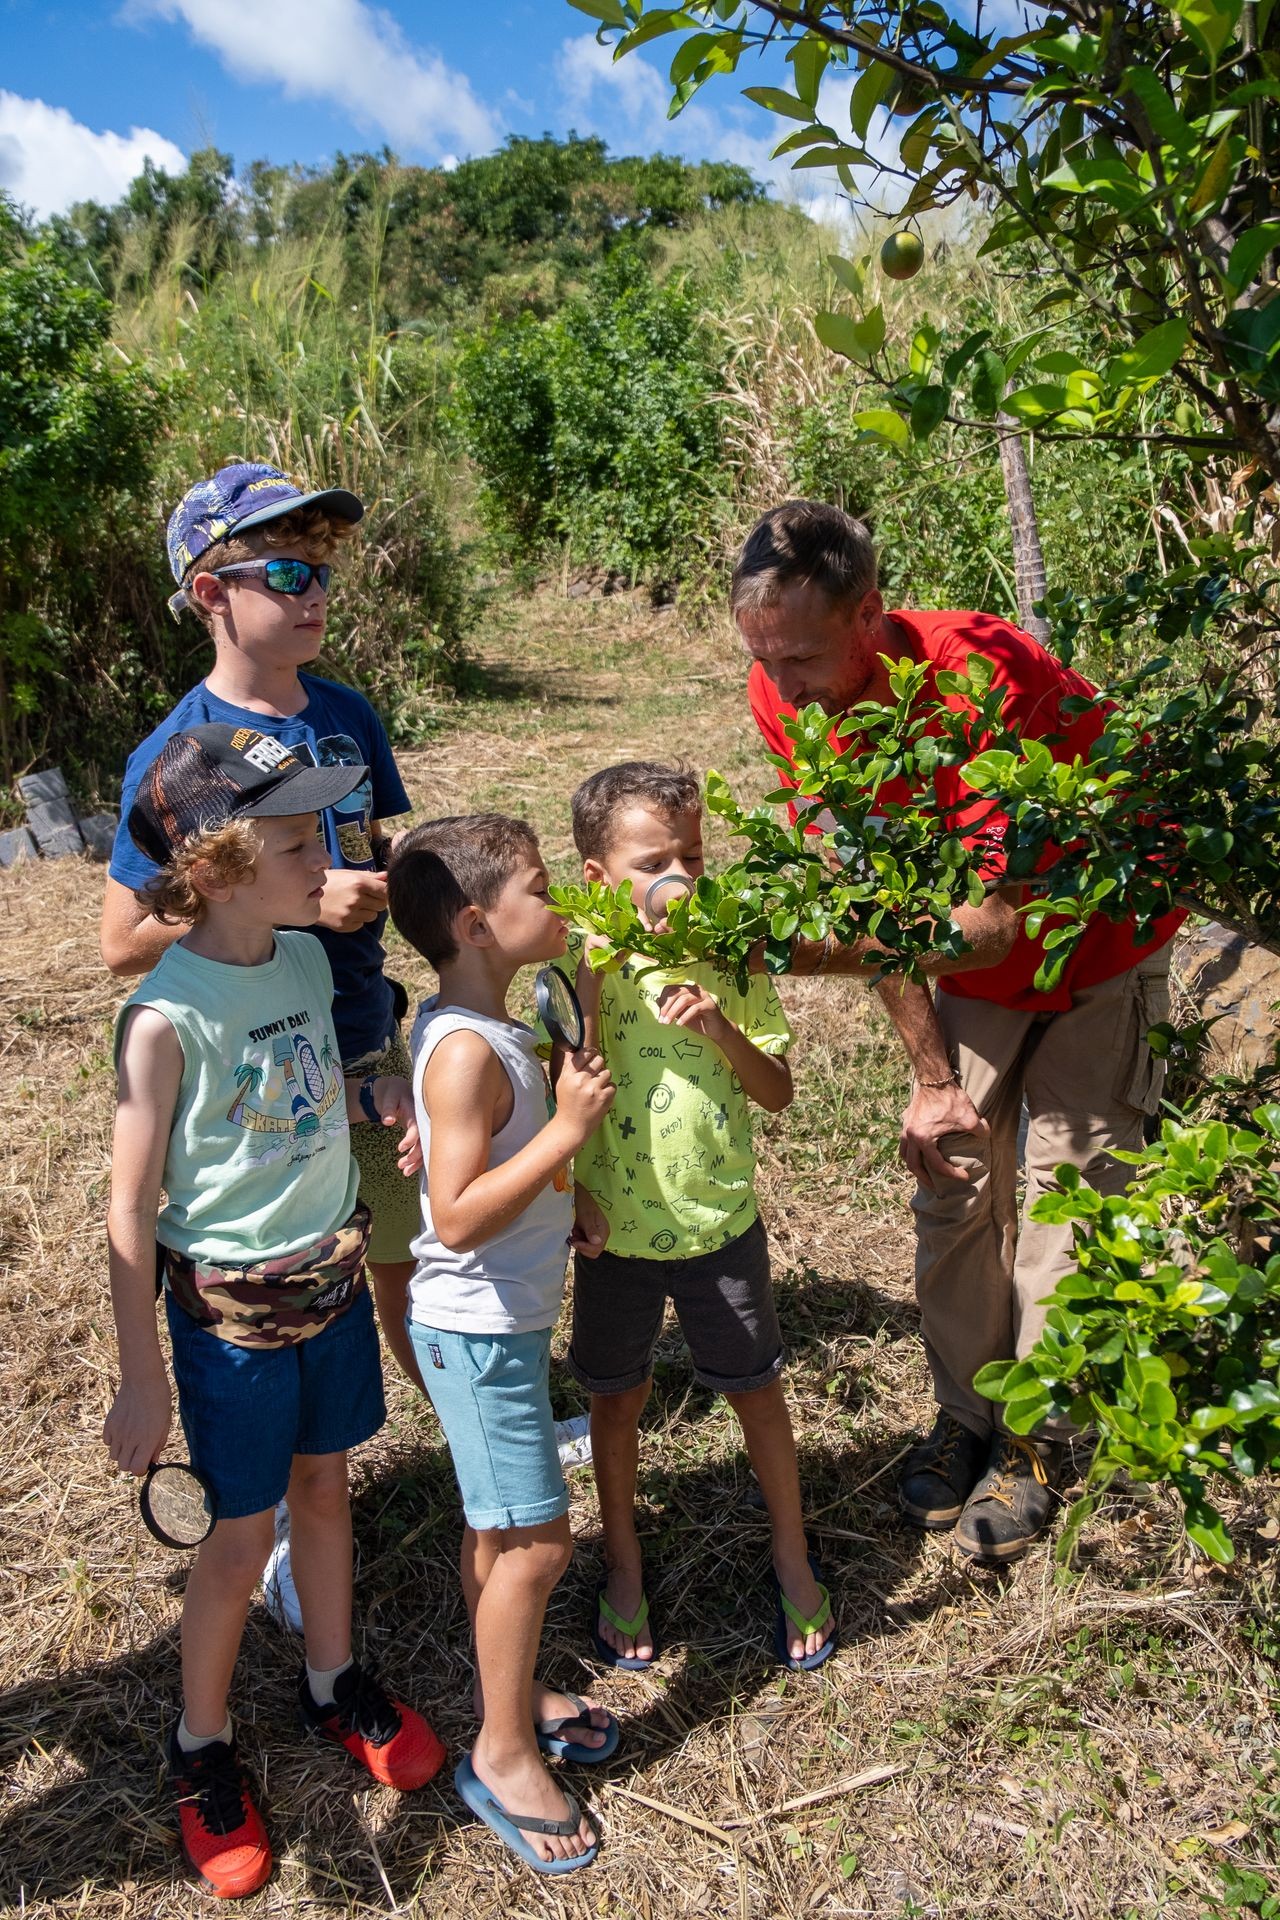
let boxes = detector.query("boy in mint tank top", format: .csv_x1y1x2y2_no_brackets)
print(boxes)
104,726,442,1902
387,814,617,1875
567,762,838,1675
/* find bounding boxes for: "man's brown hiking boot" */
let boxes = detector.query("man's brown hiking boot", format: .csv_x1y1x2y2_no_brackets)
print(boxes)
898,1414,990,1529
955,1432,1060,1561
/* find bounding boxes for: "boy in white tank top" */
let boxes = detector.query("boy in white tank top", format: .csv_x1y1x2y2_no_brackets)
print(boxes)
387,815,618,1875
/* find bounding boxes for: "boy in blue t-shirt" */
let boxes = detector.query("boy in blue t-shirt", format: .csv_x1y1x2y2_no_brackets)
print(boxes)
100,464,423,1393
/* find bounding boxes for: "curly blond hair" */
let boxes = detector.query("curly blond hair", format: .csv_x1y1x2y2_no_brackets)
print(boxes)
136,817,263,924
188,504,358,628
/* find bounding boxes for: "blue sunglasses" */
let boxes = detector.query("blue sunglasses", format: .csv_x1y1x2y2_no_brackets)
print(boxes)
168,557,330,618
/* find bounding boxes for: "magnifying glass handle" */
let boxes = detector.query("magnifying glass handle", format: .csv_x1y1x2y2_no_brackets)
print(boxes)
574,958,602,1058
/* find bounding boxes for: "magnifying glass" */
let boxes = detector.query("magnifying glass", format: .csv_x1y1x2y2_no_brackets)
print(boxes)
535,966,586,1052
139,1460,218,1550
644,873,694,922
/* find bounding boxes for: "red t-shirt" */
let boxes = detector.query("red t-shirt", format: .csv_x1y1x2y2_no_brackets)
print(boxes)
746,608,1184,1012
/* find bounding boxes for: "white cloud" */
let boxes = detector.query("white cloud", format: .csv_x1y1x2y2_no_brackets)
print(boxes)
127,0,499,160
0,91,186,218
554,34,906,226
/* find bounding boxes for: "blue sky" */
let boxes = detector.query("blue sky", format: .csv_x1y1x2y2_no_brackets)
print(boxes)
0,0,852,220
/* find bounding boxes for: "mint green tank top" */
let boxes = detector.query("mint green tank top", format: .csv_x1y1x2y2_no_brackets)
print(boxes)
116,931,359,1263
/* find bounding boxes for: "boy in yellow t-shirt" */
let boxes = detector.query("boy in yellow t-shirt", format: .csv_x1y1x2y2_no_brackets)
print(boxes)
568,762,838,1674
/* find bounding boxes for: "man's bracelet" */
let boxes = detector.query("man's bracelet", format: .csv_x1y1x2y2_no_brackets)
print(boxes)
358,1075,382,1123
916,1070,962,1090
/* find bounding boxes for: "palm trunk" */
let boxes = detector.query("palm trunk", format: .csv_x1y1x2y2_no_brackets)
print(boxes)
997,411,1050,644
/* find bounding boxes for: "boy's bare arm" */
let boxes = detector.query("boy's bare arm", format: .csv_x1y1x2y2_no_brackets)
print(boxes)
100,875,182,977
657,983,793,1113
104,1005,183,1474
425,1031,613,1253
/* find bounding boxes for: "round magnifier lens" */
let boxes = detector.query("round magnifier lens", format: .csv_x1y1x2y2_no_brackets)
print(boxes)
644,873,694,921
535,966,585,1051
140,1463,217,1550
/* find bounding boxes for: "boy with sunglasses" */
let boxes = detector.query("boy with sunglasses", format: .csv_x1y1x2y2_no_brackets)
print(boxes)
101,465,425,1435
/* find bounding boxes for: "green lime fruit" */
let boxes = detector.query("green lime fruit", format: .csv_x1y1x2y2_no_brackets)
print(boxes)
1173,401,1199,433
880,230,925,281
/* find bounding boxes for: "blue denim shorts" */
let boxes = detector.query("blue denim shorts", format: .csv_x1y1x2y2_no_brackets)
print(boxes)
166,1287,386,1519
408,1322,568,1533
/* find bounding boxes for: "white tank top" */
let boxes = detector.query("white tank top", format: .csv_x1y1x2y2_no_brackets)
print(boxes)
408,1000,572,1333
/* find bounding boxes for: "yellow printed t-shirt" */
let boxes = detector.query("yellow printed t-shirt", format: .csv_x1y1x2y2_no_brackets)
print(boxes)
580,957,791,1260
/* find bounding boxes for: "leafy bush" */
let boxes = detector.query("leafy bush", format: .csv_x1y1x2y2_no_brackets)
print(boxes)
0,206,170,794
975,1110,1280,1564
456,245,731,586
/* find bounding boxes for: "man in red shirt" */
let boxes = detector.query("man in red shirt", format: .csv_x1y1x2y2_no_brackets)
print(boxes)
733,501,1181,1560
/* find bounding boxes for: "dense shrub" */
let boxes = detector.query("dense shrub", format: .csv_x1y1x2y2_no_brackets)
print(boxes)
0,205,171,797
456,246,731,586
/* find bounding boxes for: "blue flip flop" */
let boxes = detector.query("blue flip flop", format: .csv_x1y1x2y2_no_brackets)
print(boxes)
772,1549,838,1672
536,1693,620,1764
454,1753,600,1874
592,1585,659,1671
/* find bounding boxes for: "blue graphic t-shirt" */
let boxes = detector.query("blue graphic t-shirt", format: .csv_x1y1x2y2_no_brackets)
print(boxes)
109,674,411,1062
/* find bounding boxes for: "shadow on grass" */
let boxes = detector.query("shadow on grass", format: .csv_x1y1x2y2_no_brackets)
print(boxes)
0,1392,942,1911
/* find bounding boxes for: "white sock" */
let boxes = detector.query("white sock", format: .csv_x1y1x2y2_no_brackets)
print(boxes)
177,1711,232,1754
306,1657,353,1707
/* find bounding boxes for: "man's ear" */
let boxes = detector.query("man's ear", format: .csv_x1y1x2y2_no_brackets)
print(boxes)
582,858,607,885
854,586,884,636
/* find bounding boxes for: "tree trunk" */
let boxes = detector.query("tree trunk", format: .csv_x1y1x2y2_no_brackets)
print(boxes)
997,411,1050,644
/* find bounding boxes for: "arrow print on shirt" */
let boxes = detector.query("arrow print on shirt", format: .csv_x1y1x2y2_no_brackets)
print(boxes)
671,1037,704,1061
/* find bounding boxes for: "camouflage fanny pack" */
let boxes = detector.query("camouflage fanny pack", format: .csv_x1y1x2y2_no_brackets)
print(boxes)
161,1204,371,1350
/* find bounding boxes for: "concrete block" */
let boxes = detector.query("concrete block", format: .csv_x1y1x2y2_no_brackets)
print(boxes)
78,813,118,861
0,827,39,867
18,766,83,858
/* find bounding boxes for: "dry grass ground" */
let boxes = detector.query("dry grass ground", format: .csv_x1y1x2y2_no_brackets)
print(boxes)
2,591,1278,1920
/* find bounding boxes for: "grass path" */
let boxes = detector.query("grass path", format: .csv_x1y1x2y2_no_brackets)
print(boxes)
1,592,1276,1919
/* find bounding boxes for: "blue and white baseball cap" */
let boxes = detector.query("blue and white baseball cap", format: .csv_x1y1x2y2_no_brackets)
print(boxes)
166,463,363,616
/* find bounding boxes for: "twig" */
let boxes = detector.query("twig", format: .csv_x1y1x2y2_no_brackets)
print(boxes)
608,1783,737,1847
723,1762,908,1827
806,1443,912,1523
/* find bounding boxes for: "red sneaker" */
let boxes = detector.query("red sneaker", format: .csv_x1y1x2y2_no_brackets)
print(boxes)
166,1725,272,1900
299,1661,446,1790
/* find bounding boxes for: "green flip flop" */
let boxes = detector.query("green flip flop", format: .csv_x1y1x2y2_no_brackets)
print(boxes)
592,1585,659,1671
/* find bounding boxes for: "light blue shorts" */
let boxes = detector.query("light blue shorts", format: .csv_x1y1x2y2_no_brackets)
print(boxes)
408,1322,569,1533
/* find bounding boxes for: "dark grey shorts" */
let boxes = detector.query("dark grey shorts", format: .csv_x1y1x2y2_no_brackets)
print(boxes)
567,1216,784,1397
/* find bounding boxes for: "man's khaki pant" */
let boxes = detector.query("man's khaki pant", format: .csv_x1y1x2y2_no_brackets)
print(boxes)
910,945,1173,1435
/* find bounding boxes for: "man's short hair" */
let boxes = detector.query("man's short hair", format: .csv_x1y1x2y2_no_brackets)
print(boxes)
387,814,540,968
571,761,701,861
730,500,878,618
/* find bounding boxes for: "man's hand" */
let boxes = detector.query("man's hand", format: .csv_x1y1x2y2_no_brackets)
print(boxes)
900,1081,988,1192
104,1375,172,1477
316,867,387,932
571,1183,610,1259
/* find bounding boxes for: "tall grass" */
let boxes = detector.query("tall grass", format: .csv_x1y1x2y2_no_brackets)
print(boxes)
115,227,473,742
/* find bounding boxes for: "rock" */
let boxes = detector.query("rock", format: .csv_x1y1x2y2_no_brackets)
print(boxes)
1174,922,1280,1071
0,827,39,867
77,813,118,861
17,767,84,859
